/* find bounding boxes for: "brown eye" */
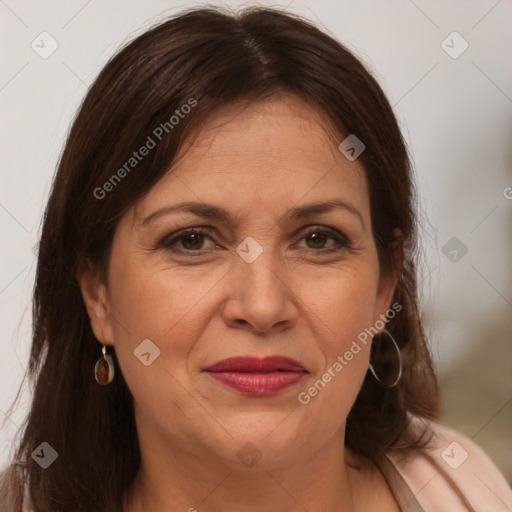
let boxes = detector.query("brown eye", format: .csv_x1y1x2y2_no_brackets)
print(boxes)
297,228,350,253
305,232,329,249
181,232,206,250
160,227,216,253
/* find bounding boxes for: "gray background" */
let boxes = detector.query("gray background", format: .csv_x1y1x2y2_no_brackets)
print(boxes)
1,0,511,483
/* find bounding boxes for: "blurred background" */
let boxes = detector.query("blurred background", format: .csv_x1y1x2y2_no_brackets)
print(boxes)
1,0,511,486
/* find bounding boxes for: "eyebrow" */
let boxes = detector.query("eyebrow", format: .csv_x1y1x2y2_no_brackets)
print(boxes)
138,199,364,228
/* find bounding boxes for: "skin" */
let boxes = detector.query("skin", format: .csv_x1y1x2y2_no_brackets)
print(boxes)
78,94,403,512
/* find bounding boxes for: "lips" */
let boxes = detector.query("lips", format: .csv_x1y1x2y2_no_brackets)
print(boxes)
204,356,306,373
203,356,308,396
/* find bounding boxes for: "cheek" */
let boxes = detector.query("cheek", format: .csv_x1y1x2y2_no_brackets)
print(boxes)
294,264,379,425
105,260,217,426
105,255,228,390
305,264,380,353
108,256,221,342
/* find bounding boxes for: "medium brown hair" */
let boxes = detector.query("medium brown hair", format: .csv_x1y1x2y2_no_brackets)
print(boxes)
2,5,439,511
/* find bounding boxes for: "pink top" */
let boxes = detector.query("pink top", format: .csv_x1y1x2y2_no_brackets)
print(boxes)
377,417,512,511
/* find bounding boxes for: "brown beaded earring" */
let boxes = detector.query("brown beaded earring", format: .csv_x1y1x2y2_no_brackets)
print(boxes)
94,344,115,385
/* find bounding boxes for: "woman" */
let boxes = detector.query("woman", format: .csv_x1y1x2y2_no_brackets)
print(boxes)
1,5,510,511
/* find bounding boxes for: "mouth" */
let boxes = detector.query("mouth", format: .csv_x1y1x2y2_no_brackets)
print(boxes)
202,356,308,396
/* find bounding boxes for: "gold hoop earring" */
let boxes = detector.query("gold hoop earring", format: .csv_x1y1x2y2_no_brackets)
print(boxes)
94,344,115,385
368,329,402,388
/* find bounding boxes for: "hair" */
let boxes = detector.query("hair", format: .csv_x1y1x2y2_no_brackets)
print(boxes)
1,5,440,511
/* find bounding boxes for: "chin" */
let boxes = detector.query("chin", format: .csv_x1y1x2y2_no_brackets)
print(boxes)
201,418,312,471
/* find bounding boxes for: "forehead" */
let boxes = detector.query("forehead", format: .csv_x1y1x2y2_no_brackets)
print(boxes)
132,94,369,224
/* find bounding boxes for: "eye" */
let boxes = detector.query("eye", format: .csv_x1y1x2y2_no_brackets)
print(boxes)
159,227,216,254
294,227,350,253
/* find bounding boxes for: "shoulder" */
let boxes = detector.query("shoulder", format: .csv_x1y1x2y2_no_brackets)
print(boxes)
386,416,512,511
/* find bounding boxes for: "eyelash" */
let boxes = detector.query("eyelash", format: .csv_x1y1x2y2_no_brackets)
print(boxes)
158,226,351,256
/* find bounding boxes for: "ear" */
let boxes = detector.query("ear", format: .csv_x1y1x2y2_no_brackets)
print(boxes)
375,228,404,321
76,259,115,346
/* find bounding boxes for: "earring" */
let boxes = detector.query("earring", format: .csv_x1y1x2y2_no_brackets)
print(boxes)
368,329,402,388
94,344,115,385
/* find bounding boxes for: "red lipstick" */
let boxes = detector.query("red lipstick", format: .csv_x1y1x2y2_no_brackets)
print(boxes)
203,356,308,396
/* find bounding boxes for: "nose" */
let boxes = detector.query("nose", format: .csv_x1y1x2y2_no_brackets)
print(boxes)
221,252,299,335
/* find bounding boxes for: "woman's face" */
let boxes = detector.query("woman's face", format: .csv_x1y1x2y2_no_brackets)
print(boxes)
80,94,399,470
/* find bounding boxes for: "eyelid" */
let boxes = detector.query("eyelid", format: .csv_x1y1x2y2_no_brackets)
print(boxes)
295,224,349,240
